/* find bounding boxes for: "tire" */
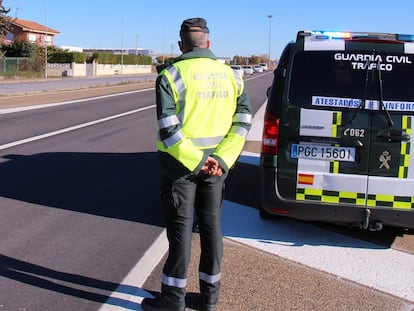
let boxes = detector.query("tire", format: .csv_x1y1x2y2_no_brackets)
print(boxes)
259,206,279,220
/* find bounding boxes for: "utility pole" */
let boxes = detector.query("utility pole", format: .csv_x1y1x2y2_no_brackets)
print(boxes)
45,0,48,78
121,18,124,74
267,15,272,66
136,34,139,55
136,33,139,64
15,1,20,18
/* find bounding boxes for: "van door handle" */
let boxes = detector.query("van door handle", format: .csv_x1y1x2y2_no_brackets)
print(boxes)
377,130,410,142
339,136,364,148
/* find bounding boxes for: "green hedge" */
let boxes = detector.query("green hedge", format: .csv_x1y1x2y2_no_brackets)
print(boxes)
92,52,152,65
48,51,87,63
46,51,152,65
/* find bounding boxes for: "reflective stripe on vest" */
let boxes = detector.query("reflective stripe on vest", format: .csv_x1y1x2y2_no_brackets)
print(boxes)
199,271,221,284
231,125,249,138
162,133,225,149
231,70,243,97
162,130,185,148
162,273,187,288
167,66,186,96
233,112,252,124
167,66,186,122
158,68,184,148
191,135,225,147
158,115,180,129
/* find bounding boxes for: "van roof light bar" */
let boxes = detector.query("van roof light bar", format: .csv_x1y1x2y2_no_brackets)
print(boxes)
298,30,414,43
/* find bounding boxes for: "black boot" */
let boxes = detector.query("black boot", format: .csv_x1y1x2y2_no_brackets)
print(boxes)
141,296,185,311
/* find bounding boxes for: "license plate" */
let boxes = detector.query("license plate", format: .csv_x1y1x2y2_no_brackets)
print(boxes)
291,144,355,162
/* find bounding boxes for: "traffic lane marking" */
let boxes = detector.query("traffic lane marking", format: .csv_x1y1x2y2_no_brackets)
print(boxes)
0,89,154,114
97,230,168,311
0,105,155,152
222,200,414,303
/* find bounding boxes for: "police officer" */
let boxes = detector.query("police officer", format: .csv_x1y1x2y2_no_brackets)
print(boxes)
142,17,252,311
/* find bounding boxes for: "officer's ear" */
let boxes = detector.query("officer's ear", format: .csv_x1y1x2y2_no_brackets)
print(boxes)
206,40,211,49
178,40,191,53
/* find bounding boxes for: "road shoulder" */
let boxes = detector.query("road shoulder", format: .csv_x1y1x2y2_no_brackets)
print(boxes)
143,233,410,311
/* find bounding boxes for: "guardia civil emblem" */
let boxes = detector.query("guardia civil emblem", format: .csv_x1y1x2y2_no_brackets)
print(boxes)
379,150,391,169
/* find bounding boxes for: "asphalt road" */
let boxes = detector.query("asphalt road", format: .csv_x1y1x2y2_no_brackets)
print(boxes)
0,81,164,311
0,73,266,311
1,73,413,311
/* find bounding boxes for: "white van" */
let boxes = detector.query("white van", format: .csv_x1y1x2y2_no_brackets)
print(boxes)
230,65,244,78
259,63,268,71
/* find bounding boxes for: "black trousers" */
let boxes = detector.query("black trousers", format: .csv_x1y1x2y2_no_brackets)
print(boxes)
160,171,227,307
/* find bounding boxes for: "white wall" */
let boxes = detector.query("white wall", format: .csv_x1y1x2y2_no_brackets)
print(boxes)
46,62,152,77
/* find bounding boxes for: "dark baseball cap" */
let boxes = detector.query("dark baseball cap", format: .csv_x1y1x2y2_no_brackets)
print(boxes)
180,17,209,34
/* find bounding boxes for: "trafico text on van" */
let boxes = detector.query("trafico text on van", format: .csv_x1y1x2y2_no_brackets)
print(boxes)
334,53,412,72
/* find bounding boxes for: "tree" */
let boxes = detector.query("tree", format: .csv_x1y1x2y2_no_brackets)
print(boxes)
1,39,45,73
0,0,12,40
2,39,37,57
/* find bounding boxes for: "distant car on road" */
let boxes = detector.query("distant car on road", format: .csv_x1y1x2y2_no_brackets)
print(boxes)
259,63,269,71
230,65,245,77
242,65,254,75
253,65,264,73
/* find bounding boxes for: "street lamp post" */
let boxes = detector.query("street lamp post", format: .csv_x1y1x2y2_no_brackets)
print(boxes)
121,19,124,74
136,33,139,64
45,0,48,78
267,14,272,66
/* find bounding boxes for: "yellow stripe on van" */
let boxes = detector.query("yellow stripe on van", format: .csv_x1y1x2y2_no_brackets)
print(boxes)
329,112,342,174
331,111,342,138
329,160,339,174
398,115,411,179
367,193,414,209
296,188,365,205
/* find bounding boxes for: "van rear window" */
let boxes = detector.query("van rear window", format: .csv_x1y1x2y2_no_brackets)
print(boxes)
288,51,414,109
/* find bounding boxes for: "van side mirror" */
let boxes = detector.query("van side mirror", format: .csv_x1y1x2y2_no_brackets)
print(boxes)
266,87,271,97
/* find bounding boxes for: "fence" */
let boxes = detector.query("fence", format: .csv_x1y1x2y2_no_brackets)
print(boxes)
0,57,29,72
0,57,152,77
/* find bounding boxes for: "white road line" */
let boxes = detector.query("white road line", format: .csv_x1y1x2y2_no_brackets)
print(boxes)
0,88,154,114
98,230,169,311
246,100,265,142
0,105,155,151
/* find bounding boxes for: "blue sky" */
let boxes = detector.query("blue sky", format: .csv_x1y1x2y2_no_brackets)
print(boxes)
4,0,414,59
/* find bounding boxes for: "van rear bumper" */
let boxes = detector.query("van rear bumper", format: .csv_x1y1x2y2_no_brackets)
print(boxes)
259,164,414,230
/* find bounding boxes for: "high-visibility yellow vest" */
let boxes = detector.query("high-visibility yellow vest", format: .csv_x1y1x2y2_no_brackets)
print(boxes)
157,57,250,172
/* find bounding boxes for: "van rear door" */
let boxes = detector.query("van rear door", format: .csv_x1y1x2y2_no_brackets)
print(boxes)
363,51,414,211
278,47,414,215
276,51,370,207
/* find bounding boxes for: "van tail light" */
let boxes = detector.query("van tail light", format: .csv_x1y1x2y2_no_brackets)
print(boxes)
261,111,280,155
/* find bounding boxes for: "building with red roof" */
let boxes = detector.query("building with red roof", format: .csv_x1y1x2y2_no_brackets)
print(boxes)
5,18,59,47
